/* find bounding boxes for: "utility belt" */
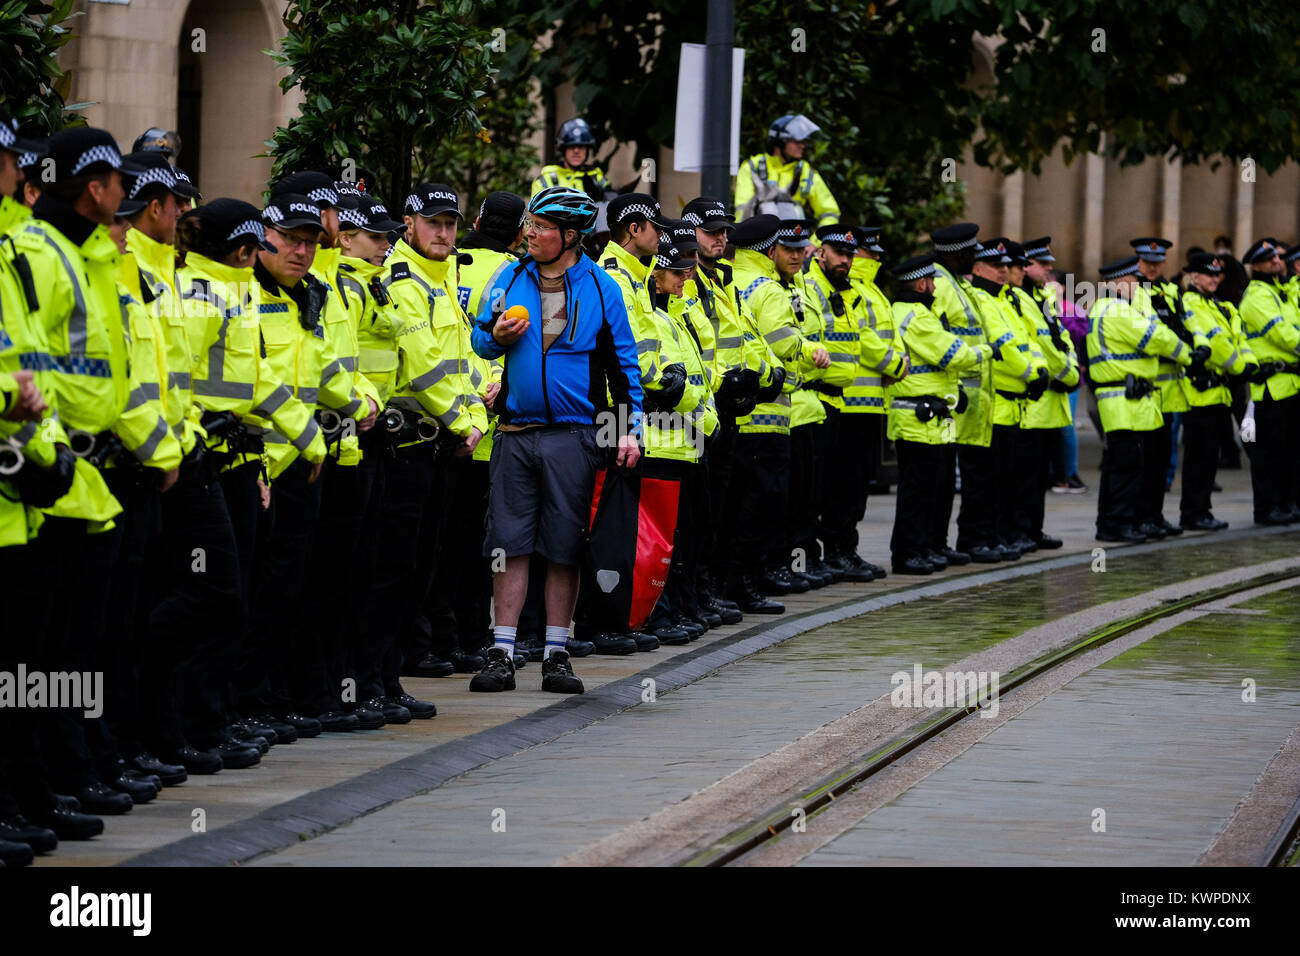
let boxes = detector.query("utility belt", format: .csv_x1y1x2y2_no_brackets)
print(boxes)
200,410,264,470
378,403,457,458
1188,369,1226,391
891,394,953,422
1093,374,1155,399
67,429,136,470
1258,360,1300,378
802,381,843,398
995,388,1026,402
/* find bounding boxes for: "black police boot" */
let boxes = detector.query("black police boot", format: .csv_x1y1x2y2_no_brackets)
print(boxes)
1009,535,1038,553
29,803,103,841
668,612,705,640
966,545,1002,563
758,568,791,595
415,653,456,678
701,593,743,624
448,647,486,674
1034,533,1064,550
1096,525,1146,543
391,693,436,719
469,647,517,692
924,549,949,570
229,721,273,750
994,540,1022,561
208,735,263,768
0,815,58,854
249,714,298,744
831,552,874,582
75,781,134,815
891,556,935,575
774,566,810,593
1157,518,1183,536
1256,508,1293,526
317,710,360,733
590,631,638,655
630,630,662,651
540,650,584,694
515,635,545,663
277,712,322,738
0,838,34,867
649,621,690,646
1135,521,1167,539
367,696,411,723
729,576,785,614
129,752,188,787
161,745,222,775
565,637,595,657
352,703,387,729
942,547,972,566
106,773,158,805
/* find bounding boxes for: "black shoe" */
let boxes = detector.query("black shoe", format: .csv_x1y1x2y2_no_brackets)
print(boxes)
415,653,456,678
1158,518,1183,536
448,647,487,674
29,806,103,841
1286,504,1300,522
795,568,827,589
565,638,595,658
1034,533,1064,550
702,596,742,624
631,630,661,651
129,752,188,787
891,556,935,575
275,712,322,738
515,636,545,663
591,631,638,655
352,704,386,730
855,556,888,580
1010,535,1038,553
317,710,360,732
392,693,436,719
1256,508,1294,526
162,745,222,775
0,838,34,867
75,782,134,815
229,722,272,752
669,612,705,640
966,545,1002,564
0,815,58,854
649,623,690,646
775,566,811,593
1096,526,1146,543
210,739,262,769
758,568,792,595
1135,521,1167,539
1066,474,1087,493
995,542,1022,561
540,650,584,694
1211,481,1223,492
820,554,851,582
249,715,298,744
469,647,517,692
685,605,723,629
828,553,873,583
941,547,972,566
729,576,785,614
804,560,836,587
106,774,157,805
368,697,412,723
923,549,948,570
1181,516,1229,531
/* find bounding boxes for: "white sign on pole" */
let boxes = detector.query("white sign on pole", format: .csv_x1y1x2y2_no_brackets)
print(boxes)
673,43,745,174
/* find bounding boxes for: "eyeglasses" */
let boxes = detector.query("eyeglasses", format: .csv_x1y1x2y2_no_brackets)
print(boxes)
268,226,320,251
523,218,558,234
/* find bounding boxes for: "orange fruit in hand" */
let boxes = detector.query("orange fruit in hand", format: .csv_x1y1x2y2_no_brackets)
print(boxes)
502,305,530,326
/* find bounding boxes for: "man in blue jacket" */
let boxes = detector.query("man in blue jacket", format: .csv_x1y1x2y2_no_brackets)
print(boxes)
469,186,642,694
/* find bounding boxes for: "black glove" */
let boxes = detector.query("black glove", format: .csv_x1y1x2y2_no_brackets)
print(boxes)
1025,368,1050,401
755,365,786,404
1048,377,1078,394
1251,361,1280,384
11,443,77,508
644,362,687,412
1188,345,1211,370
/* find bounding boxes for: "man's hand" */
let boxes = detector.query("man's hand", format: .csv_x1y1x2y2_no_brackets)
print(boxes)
357,396,378,434
456,426,483,456
616,433,640,469
257,478,272,509
492,312,529,347
812,347,831,370
485,381,501,411
157,467,179,493
308,459,324,484
3,370,48,422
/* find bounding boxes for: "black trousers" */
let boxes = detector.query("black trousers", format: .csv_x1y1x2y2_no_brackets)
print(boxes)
1098,428,1145,530
700,420,736,593
149,455,244,751
667,457,707,612
788,421,823,565
830,413,879,556
891,439,945,561
299,453,377,716
357,444,440,701
726,431,790,582
1250,392,1300,520
217,460,262,723
401,460,451,670
1014,427,1054,541
990,423,1027,545
1180,404,1227,522
424,456,492,659
1139,412,1174,524
931,444,958,552
956,442,996,550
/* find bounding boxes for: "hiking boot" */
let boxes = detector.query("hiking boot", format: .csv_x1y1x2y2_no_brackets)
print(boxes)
469,647,516,693
540,650,584,694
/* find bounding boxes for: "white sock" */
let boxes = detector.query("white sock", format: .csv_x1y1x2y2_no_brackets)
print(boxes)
493,625,517,655
543,625,569,660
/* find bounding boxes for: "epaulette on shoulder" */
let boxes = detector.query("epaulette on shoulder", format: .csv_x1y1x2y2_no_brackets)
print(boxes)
389,261,411,281
717,262,733,285
603,258,618,270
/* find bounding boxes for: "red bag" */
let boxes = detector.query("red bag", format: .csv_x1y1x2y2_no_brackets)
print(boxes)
581,464,680,632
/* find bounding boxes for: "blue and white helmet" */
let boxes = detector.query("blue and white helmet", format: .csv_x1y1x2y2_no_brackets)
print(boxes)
556,117,597,149
528,186,598,235
767,114,821,149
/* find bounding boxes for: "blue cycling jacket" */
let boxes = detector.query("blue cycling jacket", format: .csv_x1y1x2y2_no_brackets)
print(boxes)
471,253,642,433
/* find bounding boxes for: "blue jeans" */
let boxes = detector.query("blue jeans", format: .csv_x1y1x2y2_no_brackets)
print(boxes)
1167,411,1183,485
1060,389,1079,478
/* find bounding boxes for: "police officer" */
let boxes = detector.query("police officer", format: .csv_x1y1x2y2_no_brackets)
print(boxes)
1180,252,1257,530
734,115,840,228
887,254,995,572
531,117,615,242
1087,256,1196,541
1238,238,1300,524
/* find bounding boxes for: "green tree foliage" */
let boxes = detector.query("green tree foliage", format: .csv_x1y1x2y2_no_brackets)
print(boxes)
267,0,500,207
0,0,88,135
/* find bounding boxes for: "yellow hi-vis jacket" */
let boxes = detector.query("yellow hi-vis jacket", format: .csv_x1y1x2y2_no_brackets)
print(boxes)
640,299,712,463
1181,290,1255,407
381,239,484,440
931,263,995,447
845,257,907,414
311,246,380,465
1238,277,1300,402
784,273,828,428
806,257,898,413
114,265,183,471
1130,278,1207,414
1012,283,1078,430
1086,294,1192,432
178,251,326,471
684,261,780,394
456,246,516,462
968,277,1034,427
734,153,840,228
887,291,994,445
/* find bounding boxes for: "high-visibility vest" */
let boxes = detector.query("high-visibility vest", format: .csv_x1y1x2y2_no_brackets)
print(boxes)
1086,294,1190,432
931,263,995,447
1012,284,1077,429
1238,278,1300,402
845,257,907,414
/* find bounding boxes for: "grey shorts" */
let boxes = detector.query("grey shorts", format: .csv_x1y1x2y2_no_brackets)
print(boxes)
484,424,603,565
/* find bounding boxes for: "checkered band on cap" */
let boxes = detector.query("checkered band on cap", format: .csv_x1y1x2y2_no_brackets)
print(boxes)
738,234,777,252
263,205,284,223
615,202,657,224
895,262,935,282
974,241,1008,261
0,123,14,148
229,219,268,244
338,206,368,229
777,223,808,240
681,212,702,225
933,235,978,252
654,246,682,268
1285,247,1300,262
71,145,122,176
825,230,856,245
307,186,339,206
1024,241,1051,258
129,165,178,198
18,151,38,169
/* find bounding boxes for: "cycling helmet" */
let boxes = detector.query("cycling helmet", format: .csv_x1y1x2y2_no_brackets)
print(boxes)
528,186,598,235
556,118,597,149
